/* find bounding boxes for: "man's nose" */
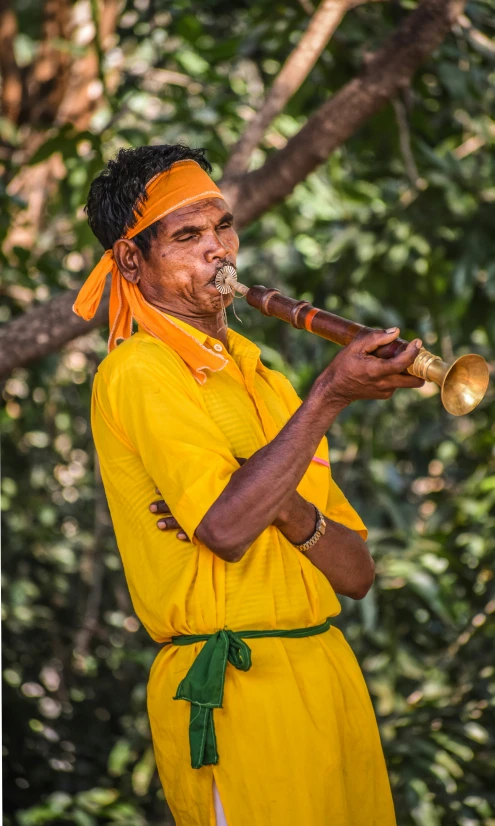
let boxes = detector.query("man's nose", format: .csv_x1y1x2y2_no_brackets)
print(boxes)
204,231,229,262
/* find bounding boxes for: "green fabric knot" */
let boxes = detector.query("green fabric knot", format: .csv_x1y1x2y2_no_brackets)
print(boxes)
171,617,332,769
173,629,252,769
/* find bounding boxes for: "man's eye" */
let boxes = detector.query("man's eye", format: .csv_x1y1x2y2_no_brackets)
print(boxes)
177,235,195,242
219,223,232,230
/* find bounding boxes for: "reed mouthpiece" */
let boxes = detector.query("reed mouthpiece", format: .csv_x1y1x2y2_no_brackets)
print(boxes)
214,264,249,296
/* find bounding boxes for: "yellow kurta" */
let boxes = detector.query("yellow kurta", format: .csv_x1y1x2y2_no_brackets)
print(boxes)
91,323,396,826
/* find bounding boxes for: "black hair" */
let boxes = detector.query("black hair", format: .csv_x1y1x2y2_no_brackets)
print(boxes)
85,144,212,256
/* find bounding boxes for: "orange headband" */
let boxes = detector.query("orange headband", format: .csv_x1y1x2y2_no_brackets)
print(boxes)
72,159,228,382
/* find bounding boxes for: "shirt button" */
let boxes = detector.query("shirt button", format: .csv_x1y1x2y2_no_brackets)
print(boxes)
213,343,223,352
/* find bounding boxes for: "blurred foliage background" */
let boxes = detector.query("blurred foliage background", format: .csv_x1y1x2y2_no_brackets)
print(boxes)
1,0,494,824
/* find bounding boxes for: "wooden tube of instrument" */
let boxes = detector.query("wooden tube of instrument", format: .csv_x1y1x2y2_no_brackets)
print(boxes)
222,273,488,415
246,285,409,359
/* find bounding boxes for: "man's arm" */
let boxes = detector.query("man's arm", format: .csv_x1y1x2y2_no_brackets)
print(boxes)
273,492,374,600
194,328,422,562
152,488,373,599
246,460,372,600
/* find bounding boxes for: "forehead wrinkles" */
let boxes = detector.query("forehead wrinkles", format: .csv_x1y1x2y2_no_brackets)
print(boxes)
161,198,227,236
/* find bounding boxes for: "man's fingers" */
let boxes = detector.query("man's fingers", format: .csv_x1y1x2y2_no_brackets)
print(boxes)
150,499,170,514
355,327,401,354
157,516,181,531
387,374,425,389
150,492,188,540
156,515,190,541
376,338,422,376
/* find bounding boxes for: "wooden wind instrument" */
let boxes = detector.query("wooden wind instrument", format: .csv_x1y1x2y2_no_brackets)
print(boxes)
214,264,489,417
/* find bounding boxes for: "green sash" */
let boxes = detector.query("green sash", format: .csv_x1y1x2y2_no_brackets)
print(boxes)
171,617,332,769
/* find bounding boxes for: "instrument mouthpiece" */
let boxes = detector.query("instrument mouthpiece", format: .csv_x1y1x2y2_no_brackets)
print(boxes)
214,264,249,296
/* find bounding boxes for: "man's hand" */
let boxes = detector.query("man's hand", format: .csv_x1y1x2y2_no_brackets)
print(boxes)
149,489,189,541
315,327,424,406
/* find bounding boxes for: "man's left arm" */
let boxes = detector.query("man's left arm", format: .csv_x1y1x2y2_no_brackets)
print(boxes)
272,491,374,600
254,367,373,598
151,484,374,600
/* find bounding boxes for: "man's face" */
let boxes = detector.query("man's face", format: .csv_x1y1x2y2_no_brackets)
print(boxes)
127,197,239,318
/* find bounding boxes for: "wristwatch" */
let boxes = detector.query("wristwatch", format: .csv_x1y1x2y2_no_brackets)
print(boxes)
295,506,326,553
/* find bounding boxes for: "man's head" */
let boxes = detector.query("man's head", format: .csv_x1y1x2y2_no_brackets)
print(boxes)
85,144,238,319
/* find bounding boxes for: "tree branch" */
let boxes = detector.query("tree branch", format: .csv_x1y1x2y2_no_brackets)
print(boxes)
222,0,465,227
456,13,495,60
223,0,352,177
454,123,495,159
392,95,420,187
297,0,316,14
0,285,109,379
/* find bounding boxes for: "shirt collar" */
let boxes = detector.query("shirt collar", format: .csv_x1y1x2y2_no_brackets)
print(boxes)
163,313,208,345
162,314,262,367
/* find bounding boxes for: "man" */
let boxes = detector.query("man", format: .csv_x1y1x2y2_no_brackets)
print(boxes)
74,144,424,826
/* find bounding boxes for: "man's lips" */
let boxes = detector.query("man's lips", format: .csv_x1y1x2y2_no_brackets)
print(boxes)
207,263,235,287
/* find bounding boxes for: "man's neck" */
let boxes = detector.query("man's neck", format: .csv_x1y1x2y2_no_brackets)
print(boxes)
157,305,229,349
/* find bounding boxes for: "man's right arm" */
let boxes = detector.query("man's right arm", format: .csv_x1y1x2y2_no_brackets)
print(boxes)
195,328,423,562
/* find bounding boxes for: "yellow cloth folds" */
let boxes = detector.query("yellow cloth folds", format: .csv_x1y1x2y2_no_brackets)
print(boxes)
91,325,395,825
73,159,228,384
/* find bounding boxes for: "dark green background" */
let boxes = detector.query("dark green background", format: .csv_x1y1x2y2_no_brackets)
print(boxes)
1,0,494,823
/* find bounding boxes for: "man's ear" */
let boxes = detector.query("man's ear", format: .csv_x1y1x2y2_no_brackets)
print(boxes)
113,238,141,284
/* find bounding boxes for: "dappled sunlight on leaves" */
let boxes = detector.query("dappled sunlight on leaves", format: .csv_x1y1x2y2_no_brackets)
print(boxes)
2,0,494,824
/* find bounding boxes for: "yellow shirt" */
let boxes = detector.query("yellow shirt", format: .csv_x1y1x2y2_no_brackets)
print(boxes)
91,325,395,826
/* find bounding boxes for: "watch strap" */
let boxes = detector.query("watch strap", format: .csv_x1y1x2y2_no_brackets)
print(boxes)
295,506,326,553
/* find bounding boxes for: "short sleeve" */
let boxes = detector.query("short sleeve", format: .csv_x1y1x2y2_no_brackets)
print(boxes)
96,342,238,544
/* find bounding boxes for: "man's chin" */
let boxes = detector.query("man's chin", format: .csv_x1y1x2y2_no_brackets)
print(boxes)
205,287,234,308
